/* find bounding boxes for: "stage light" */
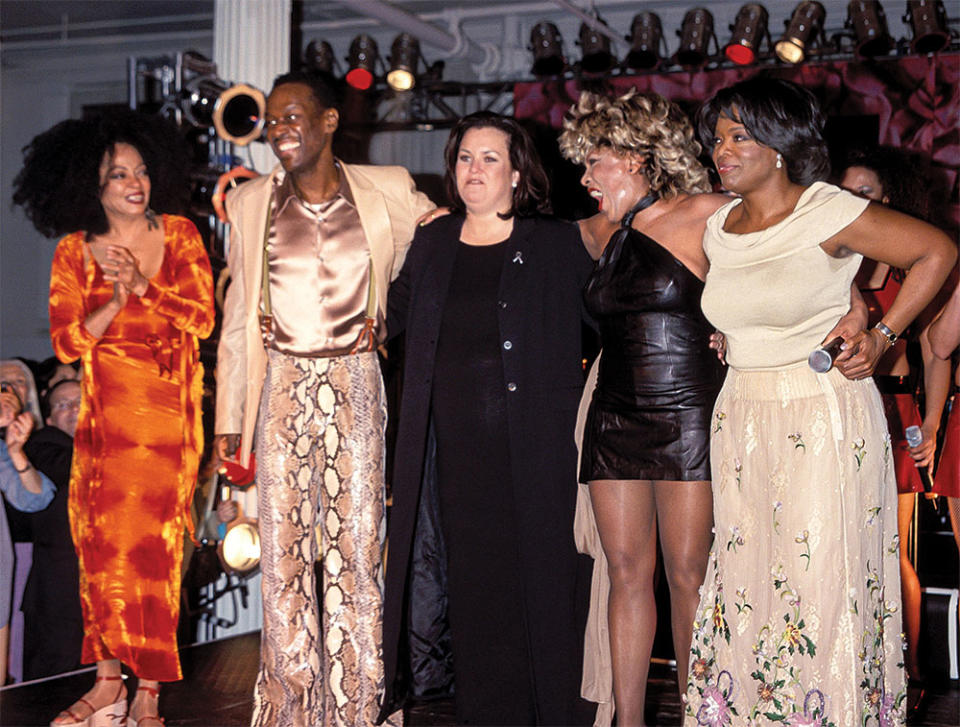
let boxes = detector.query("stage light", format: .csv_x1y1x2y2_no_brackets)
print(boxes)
306,40,336,74
218,510,261,574
387,33,420,91
578,21,616,74
904,0,949,54
530,22,566,77
775,1,826,64
846,1,893,57
725,4,769,65
676,8,716,68
346,34,379,90
626,12,664,70
181,77,266,146
217,454,259,574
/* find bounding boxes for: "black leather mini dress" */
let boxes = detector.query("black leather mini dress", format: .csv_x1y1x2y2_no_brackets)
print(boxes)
580,226,726,483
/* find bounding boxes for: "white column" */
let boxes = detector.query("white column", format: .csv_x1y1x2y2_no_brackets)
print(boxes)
213,0,291,172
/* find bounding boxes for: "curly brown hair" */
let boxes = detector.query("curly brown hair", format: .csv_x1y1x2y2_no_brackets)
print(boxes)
559,89,711,198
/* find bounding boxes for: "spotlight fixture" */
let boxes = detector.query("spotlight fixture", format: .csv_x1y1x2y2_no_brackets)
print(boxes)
346,34,379,91
846,1,893,57
530,22,566,77
387,33,420,91
676,8,716,68
725,4,770,65
216,454,259,575
904,0,949,54
218,501,261,575
578,21,616,74
182,77,266,146
306,40,336,75
626,12,664,71
775,1,826,64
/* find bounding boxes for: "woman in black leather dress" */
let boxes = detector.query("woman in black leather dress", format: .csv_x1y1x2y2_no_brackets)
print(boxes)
559,90,729,725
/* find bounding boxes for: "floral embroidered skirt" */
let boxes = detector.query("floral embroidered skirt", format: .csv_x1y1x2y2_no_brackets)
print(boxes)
684,365,906,727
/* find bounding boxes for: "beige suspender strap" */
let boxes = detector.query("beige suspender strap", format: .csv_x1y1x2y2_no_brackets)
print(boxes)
364,257,376,318
260,198,273,319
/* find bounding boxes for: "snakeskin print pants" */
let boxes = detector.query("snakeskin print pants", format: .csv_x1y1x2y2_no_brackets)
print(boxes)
251,350,401,727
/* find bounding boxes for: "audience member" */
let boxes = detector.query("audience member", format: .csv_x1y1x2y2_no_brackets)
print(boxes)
0,375,55,686
21,379,83,680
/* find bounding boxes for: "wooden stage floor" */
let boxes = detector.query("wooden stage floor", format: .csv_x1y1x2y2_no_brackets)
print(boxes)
1,632,956,726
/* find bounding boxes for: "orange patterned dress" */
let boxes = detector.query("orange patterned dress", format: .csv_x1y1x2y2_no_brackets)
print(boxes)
49,215,214,681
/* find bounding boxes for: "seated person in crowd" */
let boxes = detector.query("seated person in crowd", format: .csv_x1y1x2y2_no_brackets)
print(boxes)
0,374,56,685
21,379,83,680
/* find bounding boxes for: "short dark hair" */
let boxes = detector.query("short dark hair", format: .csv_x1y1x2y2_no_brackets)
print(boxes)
697,77,830,186
40,377,80,421
12,110,191,238
270,70,341,112
443,112,551,218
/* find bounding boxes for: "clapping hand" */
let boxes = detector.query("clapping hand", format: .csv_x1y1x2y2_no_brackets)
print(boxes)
103,245,148,296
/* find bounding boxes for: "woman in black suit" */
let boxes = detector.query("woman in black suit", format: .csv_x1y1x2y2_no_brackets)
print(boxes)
379,112,594,726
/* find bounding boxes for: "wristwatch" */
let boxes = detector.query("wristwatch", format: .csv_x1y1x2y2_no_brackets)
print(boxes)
873,321,899,346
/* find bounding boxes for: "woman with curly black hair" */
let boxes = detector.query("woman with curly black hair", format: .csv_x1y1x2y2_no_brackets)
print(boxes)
13,111,214,727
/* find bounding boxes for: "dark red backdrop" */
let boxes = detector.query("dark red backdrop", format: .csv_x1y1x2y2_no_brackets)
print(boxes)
514,53,959,228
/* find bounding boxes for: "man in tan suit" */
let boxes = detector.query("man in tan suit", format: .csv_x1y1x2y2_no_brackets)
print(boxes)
214,70,433,726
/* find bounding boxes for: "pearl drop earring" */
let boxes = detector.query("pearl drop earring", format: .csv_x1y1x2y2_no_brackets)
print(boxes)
776,153,783,170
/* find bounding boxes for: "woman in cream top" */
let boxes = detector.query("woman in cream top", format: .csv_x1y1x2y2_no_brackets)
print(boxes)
684,78,955,727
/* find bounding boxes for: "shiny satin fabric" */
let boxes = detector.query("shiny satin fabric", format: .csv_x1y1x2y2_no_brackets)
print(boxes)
49,215,214,680
267,172,385,356
580,226,724,483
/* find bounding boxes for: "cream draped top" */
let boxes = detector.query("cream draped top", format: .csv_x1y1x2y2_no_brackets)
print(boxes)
701,182,870,370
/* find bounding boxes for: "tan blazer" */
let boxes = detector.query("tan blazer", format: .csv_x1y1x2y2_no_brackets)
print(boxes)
214,163,434,464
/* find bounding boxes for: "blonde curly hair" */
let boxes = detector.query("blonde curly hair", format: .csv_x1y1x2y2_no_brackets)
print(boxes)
559,88,711,198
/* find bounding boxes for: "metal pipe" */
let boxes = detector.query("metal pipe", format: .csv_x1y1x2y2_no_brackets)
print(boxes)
331,0,488,64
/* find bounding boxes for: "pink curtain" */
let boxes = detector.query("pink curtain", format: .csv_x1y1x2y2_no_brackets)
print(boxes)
514,53,959,228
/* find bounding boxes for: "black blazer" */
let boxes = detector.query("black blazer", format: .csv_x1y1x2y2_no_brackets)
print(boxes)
379,214,595,723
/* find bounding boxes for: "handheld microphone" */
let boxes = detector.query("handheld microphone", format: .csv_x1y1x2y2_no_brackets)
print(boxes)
904,425,937,500
808,337,845,373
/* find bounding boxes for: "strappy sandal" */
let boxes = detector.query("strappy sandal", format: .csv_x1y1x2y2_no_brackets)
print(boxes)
50,674,127,727
128,685,165,727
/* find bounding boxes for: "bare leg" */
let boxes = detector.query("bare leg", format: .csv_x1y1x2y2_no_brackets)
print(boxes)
590,479,657,727
130,678,161,724
898,492,923,679
949,497,960,553
50,659,125,725
0,623,8,686
653,480,714,694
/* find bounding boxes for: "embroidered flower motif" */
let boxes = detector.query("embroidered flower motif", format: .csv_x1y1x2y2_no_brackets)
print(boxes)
697,682,734,726
714,411,726,433
756,681,775,703
852,438,867,469
788,432,806,450
784,621,803,650
785,712,825,726
879,693,897,727
726,526,745,552
734,589,753,616
691,657,709,680
795,529,811,570
734,458,743,488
